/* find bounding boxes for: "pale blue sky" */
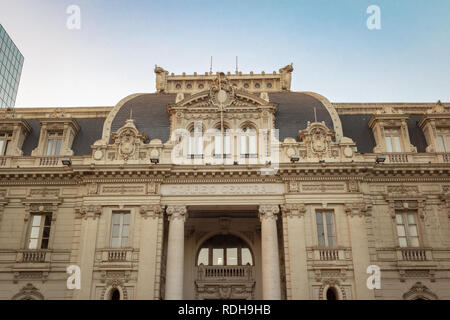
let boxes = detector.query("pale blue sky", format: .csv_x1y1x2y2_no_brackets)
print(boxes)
0,0,449,107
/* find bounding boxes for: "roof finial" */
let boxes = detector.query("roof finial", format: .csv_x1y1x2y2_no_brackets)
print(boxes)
314,107,317,122
210,56,213,75
129,108,133,120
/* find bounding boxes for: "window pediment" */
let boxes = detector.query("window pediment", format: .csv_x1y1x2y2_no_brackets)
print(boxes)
0,111,31,156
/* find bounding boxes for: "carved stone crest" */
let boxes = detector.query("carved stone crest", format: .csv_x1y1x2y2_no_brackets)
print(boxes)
111,119,147,161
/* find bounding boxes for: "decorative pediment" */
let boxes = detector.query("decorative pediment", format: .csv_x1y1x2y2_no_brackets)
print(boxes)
111,119,148,161
168,73,277,114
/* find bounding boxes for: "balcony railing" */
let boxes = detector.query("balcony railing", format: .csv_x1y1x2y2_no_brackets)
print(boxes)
197,265,254,281
399,248,428,261
318,248,340,261
99,248,133,262
39,157,60,166
18,250,49,263
388,153,409,163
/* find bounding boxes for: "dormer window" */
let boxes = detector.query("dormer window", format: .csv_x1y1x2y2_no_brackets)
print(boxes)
187,84,192,89
0,132,12,155
255,83,260,89
175,84,181,89
368,107,416,153
31,110,80,158
46,131,63,156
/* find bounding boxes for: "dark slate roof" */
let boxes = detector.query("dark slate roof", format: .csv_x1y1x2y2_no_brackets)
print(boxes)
408,114,427,153
110,93,176,144
340,115,376,153
22,118,106,156
270,92,334,141
340,114,428,153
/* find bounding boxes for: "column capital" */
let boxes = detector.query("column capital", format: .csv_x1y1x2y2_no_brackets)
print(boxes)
140,204,163,219
166,205,187,222
259,204,280,221
76,205,102,220
281,203,306,218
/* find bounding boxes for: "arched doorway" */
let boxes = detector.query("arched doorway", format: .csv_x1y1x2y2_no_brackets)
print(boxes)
326,287,338,300
110,288,121,300
195,234,256,300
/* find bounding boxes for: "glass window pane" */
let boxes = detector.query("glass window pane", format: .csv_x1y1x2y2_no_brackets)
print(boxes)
224,134,230,154
249,135,257,154
393,136,402,152
54,139,62,155
0,140,4,155
438,135,446,152
121,237,128,247
122,225,129,238
241,248,252,265
42,226,50,238
408,225,418,237
123,213,131,225
212,248,224,265
395,214,403,224
46,139,54,155
112,225,120,237
28,238,38,249
407,213,416,225
240,134,247,154
316,212,325,246
197,248,209,265
399,237,407,247
32,215,42,227
30,226,40,239
197,136,203,154
397,225,406,237
41,238,49,249
385,136,392,152
44,214,52,226
226,248,238,266
214,134,222,155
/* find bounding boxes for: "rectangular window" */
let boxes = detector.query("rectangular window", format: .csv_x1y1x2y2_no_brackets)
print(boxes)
110,212,131,248
46,132,63,156
0,132,12,156
385,129,402,152
396,212,419,247
27,213,52,249
316,211,336,247
226,248,238,266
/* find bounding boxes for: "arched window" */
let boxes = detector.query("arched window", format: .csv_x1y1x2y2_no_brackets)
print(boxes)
188,125,203,158
326,287,338,300
197,234,253,266
213,126,231,158
240,126,257,158
110,288,121,300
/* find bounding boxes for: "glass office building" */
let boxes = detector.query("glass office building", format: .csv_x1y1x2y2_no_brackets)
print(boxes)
0,24,24,108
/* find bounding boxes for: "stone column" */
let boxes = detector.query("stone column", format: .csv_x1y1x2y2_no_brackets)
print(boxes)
75,205,102,300
259,204,281,300
281,203,309,299
345,202,375,300
164,205,187,300
136,205,163,299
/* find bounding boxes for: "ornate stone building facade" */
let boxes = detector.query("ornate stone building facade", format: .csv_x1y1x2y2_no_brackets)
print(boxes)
0,65,449,300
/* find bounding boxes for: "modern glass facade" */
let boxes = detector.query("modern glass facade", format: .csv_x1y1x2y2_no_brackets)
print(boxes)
0,24,24,108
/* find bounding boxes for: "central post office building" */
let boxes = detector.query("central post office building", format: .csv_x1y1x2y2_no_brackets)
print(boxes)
0,65,449,300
